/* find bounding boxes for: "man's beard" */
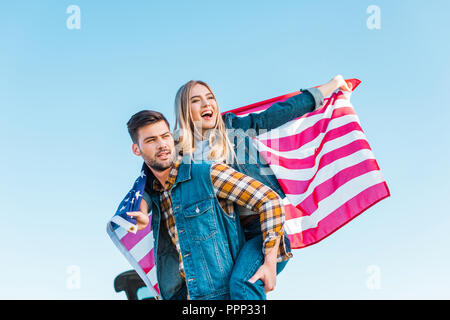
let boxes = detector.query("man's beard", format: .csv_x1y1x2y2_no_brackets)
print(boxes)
145,151,175,172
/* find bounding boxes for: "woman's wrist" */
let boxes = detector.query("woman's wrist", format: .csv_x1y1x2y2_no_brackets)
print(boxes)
318,75,348,98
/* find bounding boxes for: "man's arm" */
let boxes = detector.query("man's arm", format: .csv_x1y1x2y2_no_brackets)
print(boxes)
210,163,292,293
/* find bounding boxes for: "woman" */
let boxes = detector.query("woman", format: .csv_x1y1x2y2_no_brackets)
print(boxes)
173,75,352,299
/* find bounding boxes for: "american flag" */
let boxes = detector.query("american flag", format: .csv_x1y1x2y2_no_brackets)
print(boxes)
225,79,390,249
107,78,389,298
106,165,160,297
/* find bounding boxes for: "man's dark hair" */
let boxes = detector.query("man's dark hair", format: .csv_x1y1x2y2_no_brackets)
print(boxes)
127,110,170,144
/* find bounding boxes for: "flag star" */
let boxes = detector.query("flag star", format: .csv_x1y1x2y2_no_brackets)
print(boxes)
120,205,126,211
135,191,142,199
140,171,146,179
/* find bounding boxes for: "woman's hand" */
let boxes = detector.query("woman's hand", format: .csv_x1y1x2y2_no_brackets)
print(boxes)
332,74,352,92
318,74,353,98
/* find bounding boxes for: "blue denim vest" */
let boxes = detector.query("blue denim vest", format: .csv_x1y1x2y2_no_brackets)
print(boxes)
146,158,246,300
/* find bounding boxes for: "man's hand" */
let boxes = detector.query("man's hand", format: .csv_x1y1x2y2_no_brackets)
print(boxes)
126,198,150,231
126,210,149,230
248,237,280,294
248,258,277,294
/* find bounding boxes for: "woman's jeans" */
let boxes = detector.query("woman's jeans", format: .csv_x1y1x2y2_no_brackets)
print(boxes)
229,218,291,300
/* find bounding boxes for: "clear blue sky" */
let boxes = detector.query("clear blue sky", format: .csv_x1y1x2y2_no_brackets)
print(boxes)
0,0,449,299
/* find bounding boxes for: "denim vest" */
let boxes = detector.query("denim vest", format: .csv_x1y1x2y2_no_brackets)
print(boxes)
146,158,246,300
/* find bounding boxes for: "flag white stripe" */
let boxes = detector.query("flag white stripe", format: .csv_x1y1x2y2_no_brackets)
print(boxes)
283,150,377,206
254,97,354,140
129,230,154,262
146,266,158,287
254,114,362,159
110,215,137,234
255,130,367,166
271,148,376,184
284,170,385,234
115,225,128,240
254,106,334,139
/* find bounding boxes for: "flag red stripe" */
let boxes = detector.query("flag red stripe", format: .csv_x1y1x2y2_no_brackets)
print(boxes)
121,223,151,251
222,85,351,118
287,182,390,249
314,139,371,172
259,151,316,170
223,92,300,116
268,139,370,202
230,90,348,121
138,247,156,274
279,158,380,197
260,121,365,169
269,139,372,190
287,143,375,216
233,95,295,115
258,107,356,152
281,141,373,220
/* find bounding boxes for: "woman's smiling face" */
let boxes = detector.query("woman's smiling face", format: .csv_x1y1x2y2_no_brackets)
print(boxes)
189,83,218,134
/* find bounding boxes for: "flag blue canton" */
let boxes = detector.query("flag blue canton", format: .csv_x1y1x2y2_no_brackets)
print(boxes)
111,163,148,233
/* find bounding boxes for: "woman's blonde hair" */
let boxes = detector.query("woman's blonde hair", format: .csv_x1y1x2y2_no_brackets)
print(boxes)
174,80,235,163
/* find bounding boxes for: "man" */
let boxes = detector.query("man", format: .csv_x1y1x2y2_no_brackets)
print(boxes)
124,110,291,300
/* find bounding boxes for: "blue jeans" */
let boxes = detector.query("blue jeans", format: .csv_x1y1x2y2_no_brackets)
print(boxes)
229,219,291,300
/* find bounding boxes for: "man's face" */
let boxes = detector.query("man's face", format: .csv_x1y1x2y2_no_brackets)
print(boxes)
132,121,175,172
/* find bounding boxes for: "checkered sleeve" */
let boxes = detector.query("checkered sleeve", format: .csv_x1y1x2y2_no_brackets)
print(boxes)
210,163,292,262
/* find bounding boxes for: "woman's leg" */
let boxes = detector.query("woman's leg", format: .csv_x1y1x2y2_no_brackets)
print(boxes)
229,233,291,300
229,235,266,300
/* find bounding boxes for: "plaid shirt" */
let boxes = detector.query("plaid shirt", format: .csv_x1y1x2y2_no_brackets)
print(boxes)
151,159,292,283
151,160,186,278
